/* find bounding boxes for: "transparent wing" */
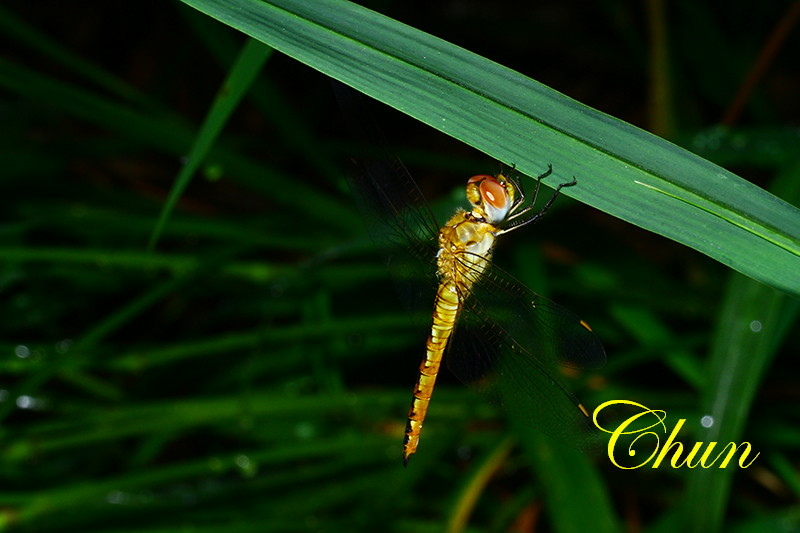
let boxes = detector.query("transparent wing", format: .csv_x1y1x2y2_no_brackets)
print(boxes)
447,252,606,449
337,83,441,313
344,156,441,313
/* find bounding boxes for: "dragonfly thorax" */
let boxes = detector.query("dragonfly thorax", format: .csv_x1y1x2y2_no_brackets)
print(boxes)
460,220,495,258
437,210,497,289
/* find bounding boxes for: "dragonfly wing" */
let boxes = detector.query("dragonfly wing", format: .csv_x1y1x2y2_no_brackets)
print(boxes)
447,253,606,449
337,84,441,313
345,156,441,314
457,252,605,369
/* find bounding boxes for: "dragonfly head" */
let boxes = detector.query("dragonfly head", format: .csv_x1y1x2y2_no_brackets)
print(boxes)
466,173,516,224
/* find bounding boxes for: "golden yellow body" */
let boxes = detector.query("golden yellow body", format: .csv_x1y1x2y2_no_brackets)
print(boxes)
399,168,588,465
403,204,499,464
344,157,598,465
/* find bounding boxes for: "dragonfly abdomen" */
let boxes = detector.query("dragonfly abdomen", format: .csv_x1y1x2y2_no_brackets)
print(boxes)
403,280,460,466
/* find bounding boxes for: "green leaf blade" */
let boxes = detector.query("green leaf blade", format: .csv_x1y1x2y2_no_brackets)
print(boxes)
181,0,800,295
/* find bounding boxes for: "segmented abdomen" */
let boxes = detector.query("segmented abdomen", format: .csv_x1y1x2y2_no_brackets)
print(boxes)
402,280,461,465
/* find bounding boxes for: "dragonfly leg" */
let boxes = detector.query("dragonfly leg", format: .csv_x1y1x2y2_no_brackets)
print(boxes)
501,168,576,233
508,164,552,218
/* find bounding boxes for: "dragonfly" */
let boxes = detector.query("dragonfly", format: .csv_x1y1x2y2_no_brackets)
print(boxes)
346,157,606,466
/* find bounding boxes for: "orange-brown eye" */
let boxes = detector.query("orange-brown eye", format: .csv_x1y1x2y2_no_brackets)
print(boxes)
480,178,508,210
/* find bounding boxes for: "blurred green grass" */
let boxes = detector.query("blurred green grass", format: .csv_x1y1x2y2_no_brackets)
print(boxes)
1,1,799,532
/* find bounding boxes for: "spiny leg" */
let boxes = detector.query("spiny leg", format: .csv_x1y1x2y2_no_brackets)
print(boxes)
507,163,552,216
502,167,575,233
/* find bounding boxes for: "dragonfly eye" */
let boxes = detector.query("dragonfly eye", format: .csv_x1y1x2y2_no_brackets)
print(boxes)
496,174,517,205
481,177,512,224
466,175,491,206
